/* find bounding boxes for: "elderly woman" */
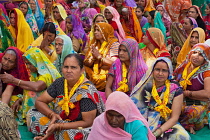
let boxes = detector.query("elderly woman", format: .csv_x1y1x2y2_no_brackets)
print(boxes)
88,91,155,140
174,43,210,134
106,38,147,97
84,22,120,91
30,54,104,140
131,57,191,139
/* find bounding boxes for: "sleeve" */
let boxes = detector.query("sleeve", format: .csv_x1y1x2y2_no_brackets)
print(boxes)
107,62,116,77
109,42,120,57
47,78,63,98
203,70,210,79
38,75,47,84
80,98,97,112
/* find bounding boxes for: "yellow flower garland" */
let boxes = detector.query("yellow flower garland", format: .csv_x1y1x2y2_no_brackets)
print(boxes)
116,63,129,92
152,79,172,120
153,48,159,56
179,62,200,90
58,74,85,116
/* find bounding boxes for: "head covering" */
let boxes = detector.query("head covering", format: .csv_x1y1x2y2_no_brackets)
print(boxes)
55,0,71,15
52,4,68,24
104,6,126,42
0,20,15,52
8,8,34,53
191,5,203,19
188,17,198,28
124,0,137,8
84,8,98,25
156,5,171,22
32,0,44,31
88,91,155,140
23,47,61,86
144,0,156,12
174,43,210,81
54,35,74,73
0,3,10,26
109,38,148,94
177,27,206,67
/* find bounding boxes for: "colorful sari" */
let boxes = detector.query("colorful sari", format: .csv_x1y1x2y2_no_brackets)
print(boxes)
177,27,206,67
32,0,44,31
0,3,10,26
52,4,67,31
174,43,210,131
131,57,191,140
8,8,34,53
144,0,155,12
108,38,148,95
84,22,119,91
0,20,15,52
204,13,210,39
22,47,61,119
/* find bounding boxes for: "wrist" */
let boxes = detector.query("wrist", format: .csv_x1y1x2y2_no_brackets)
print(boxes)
97,55,102,60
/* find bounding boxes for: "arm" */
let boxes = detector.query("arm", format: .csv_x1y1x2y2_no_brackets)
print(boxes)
105,75,114,98
1,85,15,104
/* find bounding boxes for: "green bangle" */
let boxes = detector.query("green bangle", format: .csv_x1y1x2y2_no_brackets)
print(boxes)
17,94,23,98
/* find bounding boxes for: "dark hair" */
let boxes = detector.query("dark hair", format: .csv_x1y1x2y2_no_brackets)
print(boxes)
93,14,105,24
187,17,193,26
63,54,84,69
208,3,210,9
136,5,144,12
149,10,156,19
28,0,35,3
41,22,56,35
19,1,28,8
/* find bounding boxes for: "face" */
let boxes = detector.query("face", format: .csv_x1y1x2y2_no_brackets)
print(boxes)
10,13,16,27
157,6,164,16
94,16,105,24
139,0,146,7
190,51,205,67
43,31,56,45
53,7,62,21
142,34,150,45
94,26,104,40
1,53,16,71
19,4,28,15
66,18,73,31
29,0,36,11
78,0,85,8
118,45,129,62
190,31,199,47
45,0,53,8
115,0,123,8
106,110,125,129
62,57,84,83
182,18,193,31
121,11,128,20
153,61,169,84
135,0,141,6
24,57,37,73
147,14,153,23
55,38,64,55
205,5,210,15
188,7,199,19
135,8,143,17
104,9,113,20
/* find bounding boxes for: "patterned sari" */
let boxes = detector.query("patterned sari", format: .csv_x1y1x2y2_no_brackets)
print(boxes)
131,57,190,140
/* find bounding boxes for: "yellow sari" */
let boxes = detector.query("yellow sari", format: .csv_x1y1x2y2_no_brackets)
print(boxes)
8,8,34,53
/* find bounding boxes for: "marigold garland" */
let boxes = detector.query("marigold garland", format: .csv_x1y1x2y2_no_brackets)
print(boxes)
58,74,85,116
152,79,172,120
116,63,129,92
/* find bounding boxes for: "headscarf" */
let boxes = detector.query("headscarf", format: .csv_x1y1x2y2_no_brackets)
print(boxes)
23,47,61,87
52,4,68,25
144,0,156,12
66,15,87,51
88,91,155,140
174,43,210,82
0,20,15,52
191,5,203,19
54,35,74,74
0,3,10,26
32,0,44,31
124,0,137,8
177,27,206,67
188,17,198,28
8,8,34,53
109,38,148,94
19,2,39,39
104,6,126,42
156,5,171,23
55,0,71,15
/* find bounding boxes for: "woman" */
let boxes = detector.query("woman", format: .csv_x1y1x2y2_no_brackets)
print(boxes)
182,17,198,36
54,35,75,74
177,27,205,67
0,3,10,26
140,27,170,66
131,57,191,139
106,38,148,97
104,6,126,43
89,0,105,13
135,5,148,29
143,10,166,41
52,4,67,32
174,43,210,134
204,3,210,39
65,14,88,54
8,8,34,53
84,22,120,91
19,1,39,39
88,91,155,140
29,54,105,139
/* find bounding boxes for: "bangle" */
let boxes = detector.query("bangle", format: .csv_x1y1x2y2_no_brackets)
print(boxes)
17,80,22,86
153,131,159,137
48,49,54,55
158,127,163,135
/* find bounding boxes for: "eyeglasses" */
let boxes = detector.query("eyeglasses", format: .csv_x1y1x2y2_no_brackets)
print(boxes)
154,68,169,74
55,43,63,47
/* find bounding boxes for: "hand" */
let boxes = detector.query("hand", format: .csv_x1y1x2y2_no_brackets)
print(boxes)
11,98,22,112
40,32,50,50
91,45,101,59
0,72,15,83
50,113,62,125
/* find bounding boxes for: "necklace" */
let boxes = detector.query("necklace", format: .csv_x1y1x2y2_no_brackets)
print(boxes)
116,63,129,92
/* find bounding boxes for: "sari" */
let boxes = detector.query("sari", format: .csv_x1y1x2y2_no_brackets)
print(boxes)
165,0,192,22
8,8,34,53
28,77,105,139
0,20,15,52
54,35,74,74
52,4,67,31
0,3,10,26
32,0,44,31
142,11,166,41
174,43,210,131
140,27,170,66
56,0,72,15
84,22,119,91
88,91,155,140
144,0,155,12
108,38,148,95
204,12,210,39
22,47,61,119
177,27,206,67
131,57,191,140
104,6,126,43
